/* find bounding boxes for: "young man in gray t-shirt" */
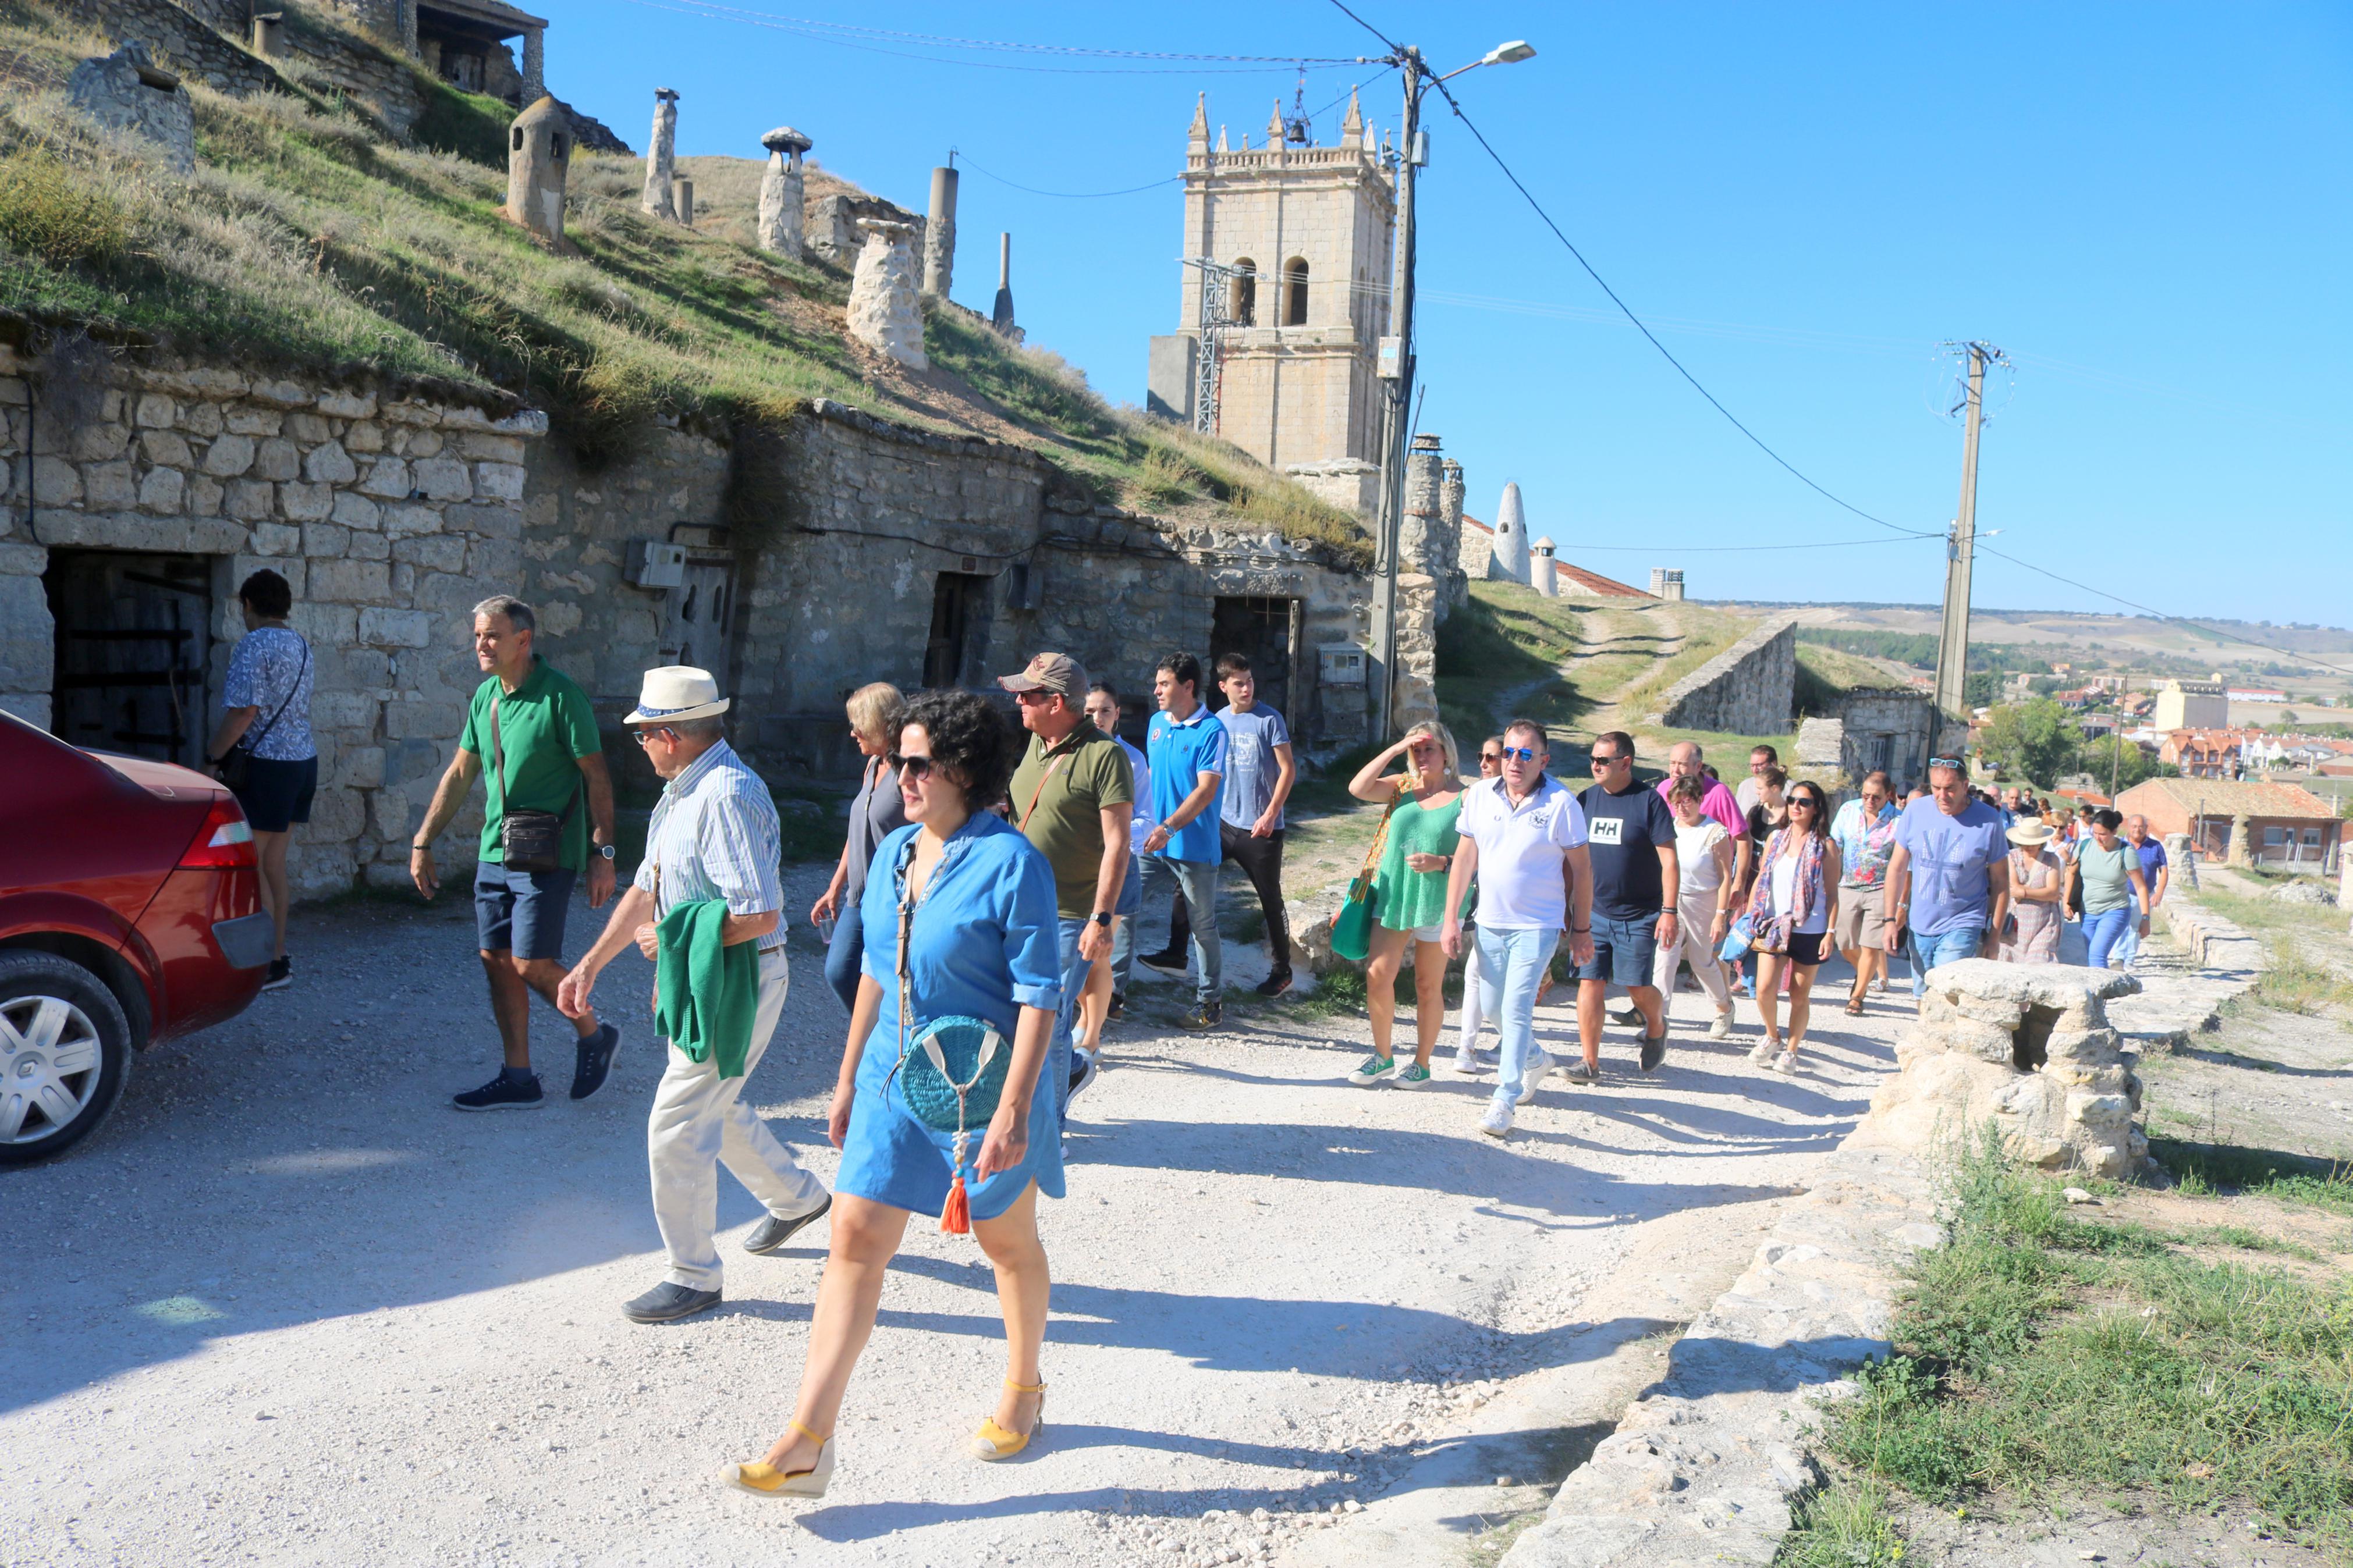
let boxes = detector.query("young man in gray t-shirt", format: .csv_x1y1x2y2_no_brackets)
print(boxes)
1160,652,1297,995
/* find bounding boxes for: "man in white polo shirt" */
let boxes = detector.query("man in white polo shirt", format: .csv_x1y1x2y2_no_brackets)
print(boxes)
1440,719,1593,1140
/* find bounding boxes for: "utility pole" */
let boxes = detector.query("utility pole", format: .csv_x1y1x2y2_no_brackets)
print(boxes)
1367,49,1422,735
1930,340,2002,765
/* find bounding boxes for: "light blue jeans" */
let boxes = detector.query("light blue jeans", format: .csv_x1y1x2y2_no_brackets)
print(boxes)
1908,924,1986,996
2084,907,2135,970
1052,915,1089,1124
1139,853,1222,1001
2109,916,2142,970
1475,924,1560,1109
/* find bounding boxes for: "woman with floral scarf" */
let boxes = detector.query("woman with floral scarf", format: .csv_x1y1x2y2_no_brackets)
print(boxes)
1742,780,1843,1075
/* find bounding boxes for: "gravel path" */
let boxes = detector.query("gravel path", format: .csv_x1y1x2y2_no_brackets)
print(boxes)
5,869,1912,1567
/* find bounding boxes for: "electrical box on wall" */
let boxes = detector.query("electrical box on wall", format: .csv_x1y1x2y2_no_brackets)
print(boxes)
1319,643,1367,688
626,540,687,589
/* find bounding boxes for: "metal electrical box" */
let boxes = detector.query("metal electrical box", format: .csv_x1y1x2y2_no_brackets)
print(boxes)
1319,643,1367,688
626,539,687,589
1376,336,1404,380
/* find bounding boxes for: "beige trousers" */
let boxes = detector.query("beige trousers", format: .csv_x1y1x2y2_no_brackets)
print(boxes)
1651,886,1734,1010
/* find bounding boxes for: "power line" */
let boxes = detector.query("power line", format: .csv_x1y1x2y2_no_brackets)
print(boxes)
1541,535,1941,555
956,158,1179,200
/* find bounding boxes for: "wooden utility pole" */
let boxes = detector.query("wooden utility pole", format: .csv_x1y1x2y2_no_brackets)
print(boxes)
1367,49,1422,736
1929,341,2003,774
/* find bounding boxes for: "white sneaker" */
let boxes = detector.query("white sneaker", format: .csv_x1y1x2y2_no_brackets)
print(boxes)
1514,1054,1550,1105
1748,1038,1780,1065
1706,1013,1733,1041
1478,1102,1514,1139
1450,1046,1482,1075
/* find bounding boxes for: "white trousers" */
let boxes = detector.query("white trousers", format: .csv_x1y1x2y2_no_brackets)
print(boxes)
1651,887,1734,1010
647,948,828,1292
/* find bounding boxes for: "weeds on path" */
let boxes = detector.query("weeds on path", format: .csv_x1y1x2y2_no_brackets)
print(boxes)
1784,1127,2353,1562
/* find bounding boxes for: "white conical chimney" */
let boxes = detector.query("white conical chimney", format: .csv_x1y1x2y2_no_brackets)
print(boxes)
1492,481,1529,584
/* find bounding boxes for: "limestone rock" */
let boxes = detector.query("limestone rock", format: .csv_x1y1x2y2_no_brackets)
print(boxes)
846,219,927,371
1855,958,2149,1179
68,41,194,175
755,126,810,257
641,88,679,221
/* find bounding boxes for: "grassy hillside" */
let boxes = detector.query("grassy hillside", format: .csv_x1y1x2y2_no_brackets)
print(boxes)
0,0,1361,554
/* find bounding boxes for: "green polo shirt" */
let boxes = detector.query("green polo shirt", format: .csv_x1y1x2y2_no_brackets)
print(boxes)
458,658,601,872
1010,719,1134,919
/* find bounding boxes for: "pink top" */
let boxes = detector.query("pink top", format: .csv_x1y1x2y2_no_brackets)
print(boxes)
1658,776,1745,841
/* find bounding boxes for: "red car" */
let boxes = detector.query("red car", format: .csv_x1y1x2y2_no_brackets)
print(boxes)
1,709,272,1163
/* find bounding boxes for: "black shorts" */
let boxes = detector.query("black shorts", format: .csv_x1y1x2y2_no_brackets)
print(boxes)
474,861,577,961
231,755,318,834
1769,930,1829,967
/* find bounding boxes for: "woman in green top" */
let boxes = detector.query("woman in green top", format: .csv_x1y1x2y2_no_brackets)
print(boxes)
1342,723,1466,1088
2074,808,2151,970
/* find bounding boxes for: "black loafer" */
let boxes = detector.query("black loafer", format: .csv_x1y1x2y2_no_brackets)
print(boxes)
623,1282,722,1323
570,1022,620,1100
743,1195,832,1255
1639,1032,1667,1073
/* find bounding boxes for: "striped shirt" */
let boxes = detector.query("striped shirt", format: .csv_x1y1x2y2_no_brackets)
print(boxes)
631,739,786,954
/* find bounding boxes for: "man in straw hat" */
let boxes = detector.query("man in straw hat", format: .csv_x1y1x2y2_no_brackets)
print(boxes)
557,667,832,1324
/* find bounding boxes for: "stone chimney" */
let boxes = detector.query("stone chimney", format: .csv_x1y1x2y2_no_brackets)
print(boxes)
504,95,570,247
991,232,1018,337
756,126,811,257
1403,433,1445,577
641,88,678,221
1489,481,1529,584
847,218,928,370
922,165,958,297
1531,536,1557,597
675,175,694,227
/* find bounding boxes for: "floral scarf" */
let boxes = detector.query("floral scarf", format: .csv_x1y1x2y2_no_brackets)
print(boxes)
1746,826,1827,936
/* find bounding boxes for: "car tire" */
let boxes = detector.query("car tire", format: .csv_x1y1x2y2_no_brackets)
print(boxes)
0,950,134,1167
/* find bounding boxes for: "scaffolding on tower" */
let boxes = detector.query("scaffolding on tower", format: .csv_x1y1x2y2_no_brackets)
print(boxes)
1180,256,1244,437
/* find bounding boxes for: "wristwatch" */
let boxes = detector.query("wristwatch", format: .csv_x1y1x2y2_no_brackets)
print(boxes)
1091,912,1113,927
596,843,617,861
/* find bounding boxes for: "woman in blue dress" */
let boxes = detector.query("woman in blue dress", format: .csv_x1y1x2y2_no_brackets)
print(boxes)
723,689,1064,1499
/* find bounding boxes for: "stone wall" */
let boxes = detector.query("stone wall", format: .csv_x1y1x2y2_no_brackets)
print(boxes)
0,340,542,895
804,192,923,266
61,0,428,136
1832,689,1951,792
61,0,283,99
1655,616,1796,735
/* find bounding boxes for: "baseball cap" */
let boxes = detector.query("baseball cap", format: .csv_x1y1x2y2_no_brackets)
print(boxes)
996,652,1088,699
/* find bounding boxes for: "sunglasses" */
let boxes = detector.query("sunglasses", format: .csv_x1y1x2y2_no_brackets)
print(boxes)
1499,745,1538,763
631,726,677,746
1788,796,1819,810
1929,756,1965,771
1479,752,1504,765
1013,689,1060,706
1590,753,1626,769
888,753,936,781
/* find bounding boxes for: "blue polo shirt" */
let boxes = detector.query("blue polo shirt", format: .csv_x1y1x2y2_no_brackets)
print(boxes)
1147,705,1228,864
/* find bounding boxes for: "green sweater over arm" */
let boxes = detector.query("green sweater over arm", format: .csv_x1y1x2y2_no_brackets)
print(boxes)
654,898,758,1079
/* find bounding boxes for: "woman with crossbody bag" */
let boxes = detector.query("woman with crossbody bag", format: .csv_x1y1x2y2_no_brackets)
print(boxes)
1339,723,1468,1088
723,691,1064,1500
204,570,314,991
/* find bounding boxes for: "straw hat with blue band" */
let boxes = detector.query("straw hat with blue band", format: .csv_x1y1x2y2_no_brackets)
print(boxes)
625,666,733,726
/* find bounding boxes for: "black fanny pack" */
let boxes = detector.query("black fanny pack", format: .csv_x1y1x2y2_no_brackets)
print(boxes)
491,696,577,874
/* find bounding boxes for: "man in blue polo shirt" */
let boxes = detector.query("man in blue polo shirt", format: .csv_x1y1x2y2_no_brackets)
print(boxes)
1137,652,1229,1030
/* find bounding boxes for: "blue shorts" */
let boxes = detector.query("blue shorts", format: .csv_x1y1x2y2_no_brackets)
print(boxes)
230,755,317,834
1116,855,1141,916
474,861,576,961
1577,912,1659,986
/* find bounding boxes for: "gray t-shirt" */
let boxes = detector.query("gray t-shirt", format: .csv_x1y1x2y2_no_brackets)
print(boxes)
222,627,314,761
843,755,909,902
1216,704,1291,831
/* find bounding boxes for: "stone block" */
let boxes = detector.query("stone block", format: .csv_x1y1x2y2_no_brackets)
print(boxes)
336,745,386,788
382,503,441,539
446,502,521,539
468,537,523,581
83,461,137,509
358,457,412,499
406,430,443,458
0,571,54,695
223,407,283,437
392,534,467,573
307,785,367,843
459,432,526,464
140,429,193,467
247,521,299,555
180,401,223,439
72,421,129,462
317,390,377,419
252,438,300,482
492,408,549,436
359,607,434,648
412,457,472,502
134,393,176,428
300,522,351,557
187,476,224,517
226,480,275,521
473,461,526,501
37,510,246,553
313,689,380,731
332,492,381,529
0,375,26,406
137,467,186,514
310,557,391,604
33,456,81,504
345,421,385,454
346,531,389,562
203,433,257,477
303,441,357,484
384,696,464,740
279,481,333,522
381,401,441,427
251,379,311,408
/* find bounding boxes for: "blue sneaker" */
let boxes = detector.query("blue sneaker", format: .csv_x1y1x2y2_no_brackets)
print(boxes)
570,1023,620,1100
453,1072,544,1111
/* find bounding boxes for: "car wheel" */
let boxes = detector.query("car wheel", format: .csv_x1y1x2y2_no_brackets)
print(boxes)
0,950,134,1166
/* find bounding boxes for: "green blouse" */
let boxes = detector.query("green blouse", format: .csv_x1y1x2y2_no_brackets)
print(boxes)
1372,788,1471,933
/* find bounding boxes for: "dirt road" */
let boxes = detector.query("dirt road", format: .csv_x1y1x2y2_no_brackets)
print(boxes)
5,868,1911,1567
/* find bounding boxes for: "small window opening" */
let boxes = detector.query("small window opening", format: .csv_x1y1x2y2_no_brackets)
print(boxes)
512,126,524,151
1231,259,1257,326
1283,258,1308,325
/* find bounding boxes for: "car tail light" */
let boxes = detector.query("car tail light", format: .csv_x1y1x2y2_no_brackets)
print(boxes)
179,794,258,869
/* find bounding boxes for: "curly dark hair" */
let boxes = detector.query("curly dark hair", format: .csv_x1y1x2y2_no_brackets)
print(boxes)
900,689,1018,812
238,568,293,618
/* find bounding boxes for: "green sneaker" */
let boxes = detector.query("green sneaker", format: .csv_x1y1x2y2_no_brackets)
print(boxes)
1392,1062,1433,1089
1346,1054,1396,1087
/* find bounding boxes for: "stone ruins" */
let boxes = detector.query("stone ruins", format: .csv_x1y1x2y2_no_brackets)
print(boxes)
1856,958,2149,1179
66,39,194,174
756,126,811,258
640,88,679,221
503,95,569,247
846,219,928,371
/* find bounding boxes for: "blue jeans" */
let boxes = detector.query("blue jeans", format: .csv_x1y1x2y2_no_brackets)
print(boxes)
2085,908,2134,970
2109,916,2142,970
1476,925,1560,1109
1055,914,1091,1068
1110,854,1140,995
822,899,865,1014
1140,853,1223,1000
1908,924,1986,995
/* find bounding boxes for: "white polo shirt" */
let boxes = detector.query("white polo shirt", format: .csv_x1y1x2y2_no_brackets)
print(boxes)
1457,774,1590,930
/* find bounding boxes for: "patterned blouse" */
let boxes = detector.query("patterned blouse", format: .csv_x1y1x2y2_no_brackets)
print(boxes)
222,626,315,760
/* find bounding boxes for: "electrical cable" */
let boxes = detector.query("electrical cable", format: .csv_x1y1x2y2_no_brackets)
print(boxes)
1539,535,1939,554
955,158,1180,200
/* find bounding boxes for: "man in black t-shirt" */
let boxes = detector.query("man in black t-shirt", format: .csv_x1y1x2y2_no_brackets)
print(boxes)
1574,731,1680,1082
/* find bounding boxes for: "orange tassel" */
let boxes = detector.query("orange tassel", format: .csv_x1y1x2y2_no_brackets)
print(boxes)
941,1172,971,1235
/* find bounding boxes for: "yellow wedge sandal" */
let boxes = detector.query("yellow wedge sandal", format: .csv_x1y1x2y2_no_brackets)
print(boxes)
719,1420,835,1498
970,1378,1046,1461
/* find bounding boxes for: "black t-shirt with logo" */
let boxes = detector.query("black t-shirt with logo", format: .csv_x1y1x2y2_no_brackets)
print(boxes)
1578,778,1678,920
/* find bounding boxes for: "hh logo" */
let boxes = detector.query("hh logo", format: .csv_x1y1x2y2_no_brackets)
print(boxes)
1588,816,1624,846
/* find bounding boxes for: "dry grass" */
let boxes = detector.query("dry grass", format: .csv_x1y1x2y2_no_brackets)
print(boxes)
1616,603,1751,719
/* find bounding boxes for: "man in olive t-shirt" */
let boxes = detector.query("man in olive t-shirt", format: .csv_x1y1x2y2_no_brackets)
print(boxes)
1001,652,1133,1111
410,596,620,1112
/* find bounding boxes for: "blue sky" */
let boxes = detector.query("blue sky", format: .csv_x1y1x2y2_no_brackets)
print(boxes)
551,2,2351,626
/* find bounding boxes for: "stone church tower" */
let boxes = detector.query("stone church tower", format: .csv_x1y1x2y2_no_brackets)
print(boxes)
1147,89,1396,515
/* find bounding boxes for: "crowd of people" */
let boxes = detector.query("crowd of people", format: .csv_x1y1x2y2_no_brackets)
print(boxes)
193,585,2175,1499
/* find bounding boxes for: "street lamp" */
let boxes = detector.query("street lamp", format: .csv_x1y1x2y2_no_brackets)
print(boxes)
1367,38,1536,734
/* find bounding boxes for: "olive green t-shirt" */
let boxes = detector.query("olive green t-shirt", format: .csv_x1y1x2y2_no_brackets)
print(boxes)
1010,720,1135,919
458,659,601,872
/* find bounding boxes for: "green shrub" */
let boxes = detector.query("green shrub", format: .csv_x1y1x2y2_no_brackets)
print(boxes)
0,150,128,266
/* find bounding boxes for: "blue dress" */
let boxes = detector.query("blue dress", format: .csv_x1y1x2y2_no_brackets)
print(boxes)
838,813,1067,1221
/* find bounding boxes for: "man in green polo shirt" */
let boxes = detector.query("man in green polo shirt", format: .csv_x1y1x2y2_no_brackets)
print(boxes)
410,595,622,1112
1000,652,1132,1113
